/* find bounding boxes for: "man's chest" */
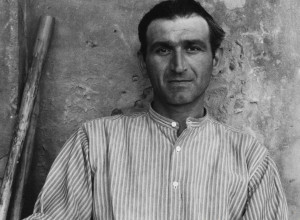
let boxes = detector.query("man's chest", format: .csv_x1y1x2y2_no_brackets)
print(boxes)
91,128,249,220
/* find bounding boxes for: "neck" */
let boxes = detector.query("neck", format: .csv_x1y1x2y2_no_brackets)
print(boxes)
152,97,205,136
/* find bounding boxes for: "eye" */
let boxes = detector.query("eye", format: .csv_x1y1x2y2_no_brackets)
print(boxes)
186,45,202,54
155,47,171,56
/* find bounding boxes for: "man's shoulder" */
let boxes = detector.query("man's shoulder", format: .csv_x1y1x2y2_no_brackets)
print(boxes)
207,116,255,138
207,116,267,155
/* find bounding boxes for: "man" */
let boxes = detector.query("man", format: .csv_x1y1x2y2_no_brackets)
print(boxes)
25,0,288,219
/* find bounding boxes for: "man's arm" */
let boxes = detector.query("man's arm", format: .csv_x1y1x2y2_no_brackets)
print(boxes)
243,153,288,219
23,125,93,220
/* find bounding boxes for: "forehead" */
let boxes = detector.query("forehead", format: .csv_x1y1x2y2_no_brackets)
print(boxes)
146,15,210,45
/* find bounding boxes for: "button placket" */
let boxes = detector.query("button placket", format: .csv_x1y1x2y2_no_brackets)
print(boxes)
168,138,183,220
171,142,182,190
172,146,181,191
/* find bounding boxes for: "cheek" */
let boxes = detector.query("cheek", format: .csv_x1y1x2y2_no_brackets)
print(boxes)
146,59,168,80
146,67,163,88
191,59,213,75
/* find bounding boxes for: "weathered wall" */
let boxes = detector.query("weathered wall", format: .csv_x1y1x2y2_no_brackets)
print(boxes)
0,0,26,186
0,0,299,218
205,1,300,218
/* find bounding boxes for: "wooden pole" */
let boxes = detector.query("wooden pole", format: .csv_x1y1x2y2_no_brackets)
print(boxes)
0,16,55,219
8,95,39,220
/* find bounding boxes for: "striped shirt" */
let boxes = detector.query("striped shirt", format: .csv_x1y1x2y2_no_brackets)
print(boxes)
24,106,288,220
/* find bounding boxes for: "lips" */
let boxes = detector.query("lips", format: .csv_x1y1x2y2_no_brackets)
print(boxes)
167,79,193,83
167,80,193,89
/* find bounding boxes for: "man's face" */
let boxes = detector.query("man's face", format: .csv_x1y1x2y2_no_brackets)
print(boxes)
140,15,220,107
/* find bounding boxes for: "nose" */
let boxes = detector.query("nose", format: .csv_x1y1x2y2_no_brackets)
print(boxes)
171,49,187,74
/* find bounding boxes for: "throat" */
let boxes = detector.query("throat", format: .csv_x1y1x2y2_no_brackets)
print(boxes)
177,123,187,137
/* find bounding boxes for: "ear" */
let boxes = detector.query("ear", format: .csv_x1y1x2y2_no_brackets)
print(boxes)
137,50,147,75
212,47,223,69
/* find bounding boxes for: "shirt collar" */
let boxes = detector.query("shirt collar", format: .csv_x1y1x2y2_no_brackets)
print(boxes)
148,104,209,129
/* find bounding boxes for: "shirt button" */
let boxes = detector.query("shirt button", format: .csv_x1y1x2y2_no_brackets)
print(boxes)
171,122,177,127
173,181,179,189
176,146,181,152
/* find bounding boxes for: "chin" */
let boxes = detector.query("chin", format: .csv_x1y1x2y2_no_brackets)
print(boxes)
164,91,205,106
166,96,194,106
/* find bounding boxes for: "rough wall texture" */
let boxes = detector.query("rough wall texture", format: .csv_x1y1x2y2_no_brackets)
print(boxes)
0,0,299,218
0,0,25,185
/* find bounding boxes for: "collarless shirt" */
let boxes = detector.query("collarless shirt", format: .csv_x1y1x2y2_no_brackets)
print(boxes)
24,107,288,220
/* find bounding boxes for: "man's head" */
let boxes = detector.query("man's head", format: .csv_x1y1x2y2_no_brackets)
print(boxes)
137,0,225,109
138,0,225,59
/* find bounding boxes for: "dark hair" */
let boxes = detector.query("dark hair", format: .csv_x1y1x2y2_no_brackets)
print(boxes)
138,0,225,58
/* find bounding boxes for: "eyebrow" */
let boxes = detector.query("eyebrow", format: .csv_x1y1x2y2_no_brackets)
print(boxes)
148,39,208,51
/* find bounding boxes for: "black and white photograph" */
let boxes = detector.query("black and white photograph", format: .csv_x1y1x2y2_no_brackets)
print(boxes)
0,0,299,219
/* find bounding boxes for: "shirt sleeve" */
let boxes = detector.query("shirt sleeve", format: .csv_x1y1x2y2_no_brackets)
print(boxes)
23,125,93,220
242,153,288,220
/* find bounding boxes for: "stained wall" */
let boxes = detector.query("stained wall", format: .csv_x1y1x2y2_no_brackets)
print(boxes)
0,0,299,219
0,0,25,187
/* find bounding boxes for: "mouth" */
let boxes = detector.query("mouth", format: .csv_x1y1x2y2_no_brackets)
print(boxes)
167,80,193,89
168,79,193,84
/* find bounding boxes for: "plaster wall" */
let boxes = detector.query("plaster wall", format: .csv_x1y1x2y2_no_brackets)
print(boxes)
0,0,299,218
0,0,25,185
